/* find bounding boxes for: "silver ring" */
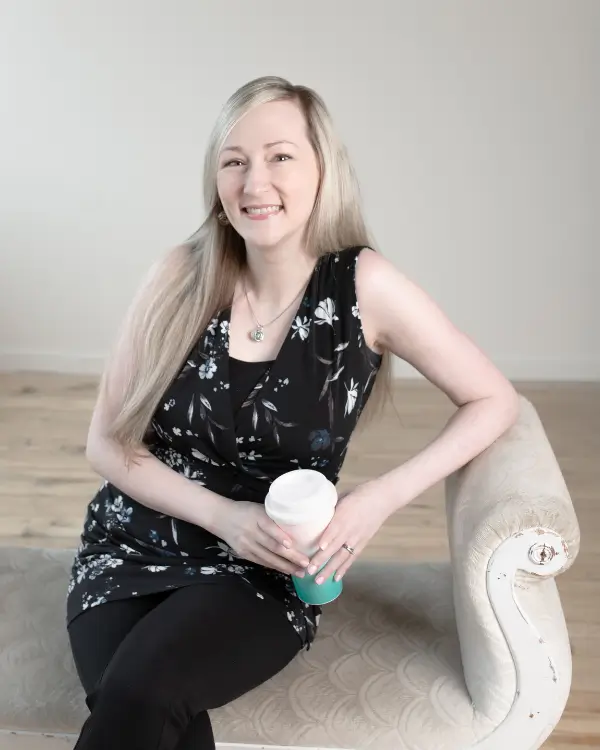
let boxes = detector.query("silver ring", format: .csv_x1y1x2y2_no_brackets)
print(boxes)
342,543,356,556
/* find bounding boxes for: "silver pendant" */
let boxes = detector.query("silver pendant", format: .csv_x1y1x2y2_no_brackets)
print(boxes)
249,326,265,342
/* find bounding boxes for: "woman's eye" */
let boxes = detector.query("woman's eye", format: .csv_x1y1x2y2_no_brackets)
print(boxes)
273,153,292,162
223,159,243,168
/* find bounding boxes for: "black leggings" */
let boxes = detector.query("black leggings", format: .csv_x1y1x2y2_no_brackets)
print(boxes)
67,581,302,750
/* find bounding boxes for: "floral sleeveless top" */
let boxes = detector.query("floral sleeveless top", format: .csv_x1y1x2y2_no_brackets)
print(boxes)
66,246,382,650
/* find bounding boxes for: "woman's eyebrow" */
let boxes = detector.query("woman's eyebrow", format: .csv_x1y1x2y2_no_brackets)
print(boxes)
221,140,298,153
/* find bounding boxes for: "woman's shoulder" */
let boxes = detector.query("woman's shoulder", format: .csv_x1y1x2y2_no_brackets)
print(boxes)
315,246,371,281
329,245,373,265
321,245,385,283
337,245,394,356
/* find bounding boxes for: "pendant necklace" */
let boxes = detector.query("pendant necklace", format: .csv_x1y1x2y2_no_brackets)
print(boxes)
243,276,310,343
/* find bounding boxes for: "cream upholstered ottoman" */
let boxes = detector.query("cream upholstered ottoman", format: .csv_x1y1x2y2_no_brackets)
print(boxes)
0,396,580,750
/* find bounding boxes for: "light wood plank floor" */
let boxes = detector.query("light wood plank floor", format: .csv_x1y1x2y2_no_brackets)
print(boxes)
0,373,598,748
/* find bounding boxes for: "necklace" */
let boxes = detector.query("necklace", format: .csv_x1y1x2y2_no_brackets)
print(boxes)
243,276,309,343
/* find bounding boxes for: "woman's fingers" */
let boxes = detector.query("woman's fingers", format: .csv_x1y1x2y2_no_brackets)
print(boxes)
307,543,334,575
257,515,293,547
256,529,309,571
313,539,361,584
257,517,310,569
253,545,303,576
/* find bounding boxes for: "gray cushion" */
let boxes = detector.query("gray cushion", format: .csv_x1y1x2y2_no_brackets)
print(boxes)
0,547,495,749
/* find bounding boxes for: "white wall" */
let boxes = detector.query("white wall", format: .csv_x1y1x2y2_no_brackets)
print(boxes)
0,0,598,380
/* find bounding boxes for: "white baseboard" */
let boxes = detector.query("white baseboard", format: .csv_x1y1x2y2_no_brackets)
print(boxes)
0,352,106,375
0,351,598,382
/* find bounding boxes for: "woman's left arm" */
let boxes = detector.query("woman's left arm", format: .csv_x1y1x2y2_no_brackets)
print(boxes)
307,248,520,583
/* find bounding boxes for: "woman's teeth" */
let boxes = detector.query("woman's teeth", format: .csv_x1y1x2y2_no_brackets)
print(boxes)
244,206,282,215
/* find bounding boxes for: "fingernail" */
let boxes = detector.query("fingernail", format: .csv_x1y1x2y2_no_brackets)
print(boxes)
307,565,317,575
295,570,305,578
334,574,341,582
316,576,324,585
283,540,291,549
320,542,328,551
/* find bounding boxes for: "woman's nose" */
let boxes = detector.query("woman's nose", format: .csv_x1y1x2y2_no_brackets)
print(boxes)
243,161,270,195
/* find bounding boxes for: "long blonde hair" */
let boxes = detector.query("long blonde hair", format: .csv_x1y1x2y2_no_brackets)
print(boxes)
103,76,392,453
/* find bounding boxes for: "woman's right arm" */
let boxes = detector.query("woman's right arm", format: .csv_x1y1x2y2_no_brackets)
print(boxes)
86,429,232,538
87,396,309,576
85,249,309,575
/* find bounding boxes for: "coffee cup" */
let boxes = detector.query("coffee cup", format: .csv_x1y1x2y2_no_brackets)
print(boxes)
265,469,343,605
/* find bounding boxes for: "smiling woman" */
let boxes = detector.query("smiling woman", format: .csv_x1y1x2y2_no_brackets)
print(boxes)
65,75,519,750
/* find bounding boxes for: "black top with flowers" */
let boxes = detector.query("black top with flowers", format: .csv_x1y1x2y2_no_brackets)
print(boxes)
66,246,382,650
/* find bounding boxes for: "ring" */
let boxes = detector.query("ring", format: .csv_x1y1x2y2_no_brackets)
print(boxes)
342,543,356,556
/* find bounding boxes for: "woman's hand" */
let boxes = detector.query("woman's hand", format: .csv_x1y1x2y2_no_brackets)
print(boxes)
306,484,394,584
215,500,310,576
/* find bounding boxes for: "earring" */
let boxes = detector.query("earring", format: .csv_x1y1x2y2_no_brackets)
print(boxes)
217,210,230,226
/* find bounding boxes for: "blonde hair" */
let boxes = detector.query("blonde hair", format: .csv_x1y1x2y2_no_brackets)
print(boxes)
102,76,392,453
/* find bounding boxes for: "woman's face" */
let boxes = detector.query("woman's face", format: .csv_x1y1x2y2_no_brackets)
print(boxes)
216,99,320,253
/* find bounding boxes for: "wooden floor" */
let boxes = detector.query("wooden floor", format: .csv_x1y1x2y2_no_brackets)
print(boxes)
0,372,599,748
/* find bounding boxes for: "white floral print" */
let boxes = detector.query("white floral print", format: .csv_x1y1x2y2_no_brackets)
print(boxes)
315,298,339,327
201,566,218,575
239,450,262,461
191,448,210,463
292,316,310,340
75,554,124,584
199,357,217,379
345,377,359,416
206,541,239,562
82,593,107,611
227,564,246,575
105,496,133,525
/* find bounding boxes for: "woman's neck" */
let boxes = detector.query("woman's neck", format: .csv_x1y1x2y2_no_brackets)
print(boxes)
242,242,318,310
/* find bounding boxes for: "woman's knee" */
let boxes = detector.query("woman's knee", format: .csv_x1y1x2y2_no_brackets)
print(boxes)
94,659,178,717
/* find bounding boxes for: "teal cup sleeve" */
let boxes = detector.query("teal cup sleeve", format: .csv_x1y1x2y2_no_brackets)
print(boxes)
291,561,343,605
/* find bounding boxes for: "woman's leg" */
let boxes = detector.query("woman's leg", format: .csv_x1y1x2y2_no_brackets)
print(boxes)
68,591,214,749
72,581,302,750
68,592,167,698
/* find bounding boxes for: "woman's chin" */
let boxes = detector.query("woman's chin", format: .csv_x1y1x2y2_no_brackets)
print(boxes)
237,224,290,251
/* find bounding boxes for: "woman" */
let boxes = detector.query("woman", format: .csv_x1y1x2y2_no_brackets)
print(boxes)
66,75,519,749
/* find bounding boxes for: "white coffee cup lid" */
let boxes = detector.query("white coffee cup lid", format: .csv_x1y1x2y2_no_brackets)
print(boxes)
265,469,337,526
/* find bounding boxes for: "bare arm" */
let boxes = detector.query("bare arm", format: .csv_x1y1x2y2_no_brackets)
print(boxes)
86,435,231,537
306,248,520,582
356,247,520,512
